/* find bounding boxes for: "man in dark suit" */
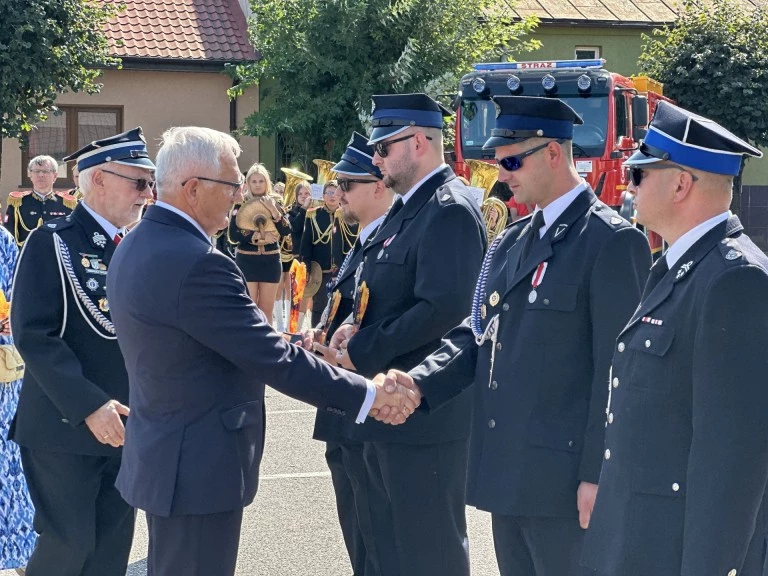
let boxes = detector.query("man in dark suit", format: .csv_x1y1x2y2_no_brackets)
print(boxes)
106,126,419,576
330,94,487,576
10,128,156,576
303,131,395,576
381,96,652,575
579,102,768,576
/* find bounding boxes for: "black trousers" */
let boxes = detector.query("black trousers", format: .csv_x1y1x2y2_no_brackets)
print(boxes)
311,272,334,327
146,509,243,576
327,441,381,576
492,514,594,576
361,440,470,576
19,447,134,576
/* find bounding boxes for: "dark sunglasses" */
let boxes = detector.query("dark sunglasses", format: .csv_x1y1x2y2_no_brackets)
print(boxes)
373,133,433,158
182,176,245,196
628,164,700,187
497,139,565,172
101,169,156,192
337,178,377,193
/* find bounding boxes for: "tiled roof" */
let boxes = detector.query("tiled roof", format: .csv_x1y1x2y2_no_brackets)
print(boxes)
102,0,257,62
500,0,767,24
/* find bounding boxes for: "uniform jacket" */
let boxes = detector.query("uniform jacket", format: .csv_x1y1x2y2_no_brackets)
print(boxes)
410,188,651,515
107,205,369,517
4,190,75,246
346,166,487,445
582,216,768,576
299,206,356,272
287,204,307,258
10,204,127,456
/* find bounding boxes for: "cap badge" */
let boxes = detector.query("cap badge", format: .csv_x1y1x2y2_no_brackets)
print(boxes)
725,249,741,260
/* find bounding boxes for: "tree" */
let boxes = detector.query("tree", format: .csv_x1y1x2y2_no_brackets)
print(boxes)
0,0,120,182
639,0,768,210
229,0,539,167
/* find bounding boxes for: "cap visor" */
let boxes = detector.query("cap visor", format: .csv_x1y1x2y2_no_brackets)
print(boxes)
622,150,663,167
112,158,157,170
482,136,530,150
367,125,409,145
332,159,376,176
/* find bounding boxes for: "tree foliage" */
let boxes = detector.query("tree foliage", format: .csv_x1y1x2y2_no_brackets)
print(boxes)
230,0,539,165
639,0,768,150
0,0,120,140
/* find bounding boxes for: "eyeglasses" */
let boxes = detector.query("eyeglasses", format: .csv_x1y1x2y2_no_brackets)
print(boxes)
337,178,377,193
182,176,245,196
497,139,565,172
29,169,56,175
373,134,433,158
101,169,156,192
628,164,700,187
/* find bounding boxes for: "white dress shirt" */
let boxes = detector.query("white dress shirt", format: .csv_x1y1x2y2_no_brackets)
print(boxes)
81,202,121,240
154,201,211,244
531,179,589,238
399,164,449,205
664,211,731,268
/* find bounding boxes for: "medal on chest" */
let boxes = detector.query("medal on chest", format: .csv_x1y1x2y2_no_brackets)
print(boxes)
377,233,397,260
528,262,548,303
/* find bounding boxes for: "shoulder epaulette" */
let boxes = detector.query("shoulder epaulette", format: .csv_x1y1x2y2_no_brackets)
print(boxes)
7,191,30,209
37,215,74,234
57,191,78,210
718,236,746,265
307,206,320,219
592,203,631,230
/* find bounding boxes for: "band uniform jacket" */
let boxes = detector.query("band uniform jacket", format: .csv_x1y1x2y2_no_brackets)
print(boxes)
299,206,355,273
581,216,768,576
410,188,651,515
346,166,487,445
4,190,76,246
10,204,127,456
312,231,377,444
107,205,370,517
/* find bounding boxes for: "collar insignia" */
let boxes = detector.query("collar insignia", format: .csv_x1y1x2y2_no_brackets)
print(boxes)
675,260,694,280
92,232,107,248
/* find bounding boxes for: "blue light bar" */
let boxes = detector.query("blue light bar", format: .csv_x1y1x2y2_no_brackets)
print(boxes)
474,59,605,72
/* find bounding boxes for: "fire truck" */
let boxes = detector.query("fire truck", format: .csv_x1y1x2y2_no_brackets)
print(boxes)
452,58,670,254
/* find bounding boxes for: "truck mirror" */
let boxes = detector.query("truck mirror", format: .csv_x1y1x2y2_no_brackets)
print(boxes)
632,95,649,128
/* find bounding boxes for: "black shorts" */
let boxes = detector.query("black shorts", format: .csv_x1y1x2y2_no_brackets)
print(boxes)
235,251,281,283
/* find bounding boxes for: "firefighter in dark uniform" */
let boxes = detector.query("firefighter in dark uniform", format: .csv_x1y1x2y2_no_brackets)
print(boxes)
329,94,487,576
382,96,652,576
9,128,155,576
301,131,394,576
580,102,768,576
5,155,76,246
299,180,357,326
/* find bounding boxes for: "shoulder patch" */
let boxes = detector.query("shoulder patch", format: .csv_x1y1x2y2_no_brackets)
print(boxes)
9,190,31,199
307,206,319,218
36,215,74,234
435,184,459,205
57,191,78,210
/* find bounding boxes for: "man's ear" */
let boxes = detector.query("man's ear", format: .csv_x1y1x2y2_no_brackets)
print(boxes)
671,171,696,205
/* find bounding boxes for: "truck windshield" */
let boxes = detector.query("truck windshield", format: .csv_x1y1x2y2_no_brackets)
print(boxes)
460,95,609,159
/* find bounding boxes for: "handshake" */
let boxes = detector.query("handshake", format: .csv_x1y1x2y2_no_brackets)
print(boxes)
297,327,422,427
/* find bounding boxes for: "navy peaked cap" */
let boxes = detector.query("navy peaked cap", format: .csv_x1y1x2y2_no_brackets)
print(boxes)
63,127,155,172
334,132,382,179
624,101,761,175
368,93,452,144
483,96,583,149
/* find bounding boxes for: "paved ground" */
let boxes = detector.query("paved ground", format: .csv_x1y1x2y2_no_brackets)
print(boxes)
4,388,500,575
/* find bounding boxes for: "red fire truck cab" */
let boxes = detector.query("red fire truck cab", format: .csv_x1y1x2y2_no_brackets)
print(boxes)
453,59,671,253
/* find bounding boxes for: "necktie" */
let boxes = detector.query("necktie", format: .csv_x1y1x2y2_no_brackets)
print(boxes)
336,238,361,281
641,256,669,300
518,210,545,266
113,233,122,245
382,197,404,227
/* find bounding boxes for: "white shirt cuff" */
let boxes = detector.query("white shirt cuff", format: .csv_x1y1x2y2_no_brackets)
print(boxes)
356,380,377,423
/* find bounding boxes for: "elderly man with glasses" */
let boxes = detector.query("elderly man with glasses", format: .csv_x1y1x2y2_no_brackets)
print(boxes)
4,155,76,246
9,128,156,576
380,95,652,576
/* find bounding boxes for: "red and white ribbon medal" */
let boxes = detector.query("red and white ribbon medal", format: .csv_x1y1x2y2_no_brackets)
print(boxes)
378,233,398,260
528,262,548,303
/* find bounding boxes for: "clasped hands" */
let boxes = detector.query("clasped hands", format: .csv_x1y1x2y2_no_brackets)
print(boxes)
299,324,423,425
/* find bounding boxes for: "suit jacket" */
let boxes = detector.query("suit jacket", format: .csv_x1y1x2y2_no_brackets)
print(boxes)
107,205,369,517
346,166,487,445
10,204,127,456
581,216,768,576
410,188,651,516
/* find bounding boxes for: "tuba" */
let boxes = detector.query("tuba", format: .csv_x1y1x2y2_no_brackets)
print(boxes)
481,197,508,243
280,167,313,207
467,159,499,202
313,159,337,185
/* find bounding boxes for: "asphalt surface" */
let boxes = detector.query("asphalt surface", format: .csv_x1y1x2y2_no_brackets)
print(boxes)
4,388,500,575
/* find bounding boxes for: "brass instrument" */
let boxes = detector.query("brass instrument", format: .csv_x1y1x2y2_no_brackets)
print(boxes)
313,159,337,185
280,167,313,207
235,197,279,246
467,159,499,202
481,197,509,243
